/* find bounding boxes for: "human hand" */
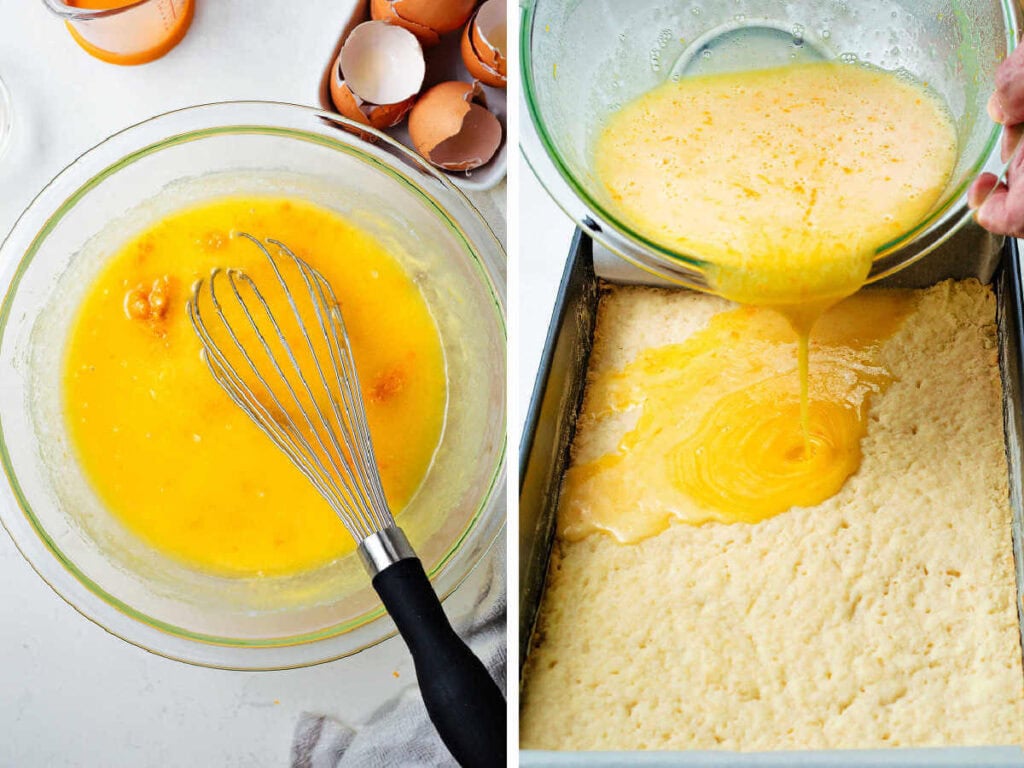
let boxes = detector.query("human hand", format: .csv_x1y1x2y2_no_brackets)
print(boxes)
969,44,1024,236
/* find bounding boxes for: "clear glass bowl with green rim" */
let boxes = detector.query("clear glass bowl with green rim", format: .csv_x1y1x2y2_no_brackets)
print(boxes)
521,0,1019,290
0,101,506,670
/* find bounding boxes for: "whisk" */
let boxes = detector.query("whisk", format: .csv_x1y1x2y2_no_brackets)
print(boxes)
187,234,505,767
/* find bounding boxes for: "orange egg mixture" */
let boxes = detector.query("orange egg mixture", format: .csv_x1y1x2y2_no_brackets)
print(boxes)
63,197,446,576
594,62,957,317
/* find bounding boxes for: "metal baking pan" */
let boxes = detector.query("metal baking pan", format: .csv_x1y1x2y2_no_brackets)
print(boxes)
519,226,1024,767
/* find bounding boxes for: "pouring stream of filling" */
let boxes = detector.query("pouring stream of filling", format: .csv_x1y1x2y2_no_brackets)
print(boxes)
588,62,957,533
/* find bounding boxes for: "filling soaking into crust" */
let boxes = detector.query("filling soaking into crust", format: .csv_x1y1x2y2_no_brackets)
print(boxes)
521,282,1024,750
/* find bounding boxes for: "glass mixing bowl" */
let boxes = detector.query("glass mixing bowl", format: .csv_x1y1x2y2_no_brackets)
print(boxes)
522,0,1019,289
0,102,506,669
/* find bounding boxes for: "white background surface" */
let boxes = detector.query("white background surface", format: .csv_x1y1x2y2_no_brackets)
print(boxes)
515,156,575,429
0,2,504,766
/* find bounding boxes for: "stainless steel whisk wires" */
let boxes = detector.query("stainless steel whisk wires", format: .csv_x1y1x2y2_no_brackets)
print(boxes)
187,234,410,566
186,233,505,768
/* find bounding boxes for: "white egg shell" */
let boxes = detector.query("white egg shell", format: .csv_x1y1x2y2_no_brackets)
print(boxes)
339,20,425,105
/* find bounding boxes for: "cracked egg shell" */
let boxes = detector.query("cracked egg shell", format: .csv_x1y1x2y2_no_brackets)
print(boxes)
461,3,505,88
408,81,503,171
330,63,415,130
371,0,476,43
469,0,506,77
370,0,441,46
339,20,425,105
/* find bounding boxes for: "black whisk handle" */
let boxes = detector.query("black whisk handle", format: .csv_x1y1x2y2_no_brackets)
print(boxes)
372,557,506,768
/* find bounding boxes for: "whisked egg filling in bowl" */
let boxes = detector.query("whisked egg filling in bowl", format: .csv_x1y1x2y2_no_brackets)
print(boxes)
0,103,506,668
64,197,448,578
522,0,1014,293
592,61,959,316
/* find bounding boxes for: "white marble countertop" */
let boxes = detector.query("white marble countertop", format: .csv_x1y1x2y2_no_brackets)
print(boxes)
0,3,503,766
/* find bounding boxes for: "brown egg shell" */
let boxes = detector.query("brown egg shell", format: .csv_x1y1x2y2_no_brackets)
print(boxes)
391,0,476,35
461,22,505,89
470,0,506,76
408,81,502,171
370,0,441,46
408,81,479,155
331,75,415,131
428,103,503,171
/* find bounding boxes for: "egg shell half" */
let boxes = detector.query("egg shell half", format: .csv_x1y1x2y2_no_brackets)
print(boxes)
387,0,476,35
340,20,425,105
470,0,506,76
461,19,505,88
408,81,503,171
330,62,415,130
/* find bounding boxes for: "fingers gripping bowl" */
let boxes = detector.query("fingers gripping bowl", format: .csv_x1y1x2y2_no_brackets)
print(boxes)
0,102,506,669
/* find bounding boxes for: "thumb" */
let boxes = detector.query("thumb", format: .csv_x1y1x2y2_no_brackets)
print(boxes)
975,179,1024,237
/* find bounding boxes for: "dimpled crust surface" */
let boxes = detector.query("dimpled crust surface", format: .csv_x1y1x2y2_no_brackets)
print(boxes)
520,280,1024,751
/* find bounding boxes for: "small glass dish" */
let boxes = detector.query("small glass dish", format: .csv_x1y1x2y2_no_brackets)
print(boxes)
0,101,506,670
521,0,1019,291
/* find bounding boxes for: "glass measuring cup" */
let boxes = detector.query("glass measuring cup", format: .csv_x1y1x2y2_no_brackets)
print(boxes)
42,0,194,66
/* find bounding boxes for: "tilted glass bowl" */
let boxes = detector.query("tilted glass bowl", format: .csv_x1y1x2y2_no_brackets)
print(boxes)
0,101,506,669
521,0,1019,289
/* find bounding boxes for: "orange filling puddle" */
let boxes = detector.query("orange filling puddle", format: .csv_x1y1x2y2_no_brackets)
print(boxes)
560,291,915,542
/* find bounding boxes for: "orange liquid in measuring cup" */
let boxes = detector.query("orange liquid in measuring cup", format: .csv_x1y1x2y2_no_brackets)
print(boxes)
68,0,137,8
64,0,194,65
